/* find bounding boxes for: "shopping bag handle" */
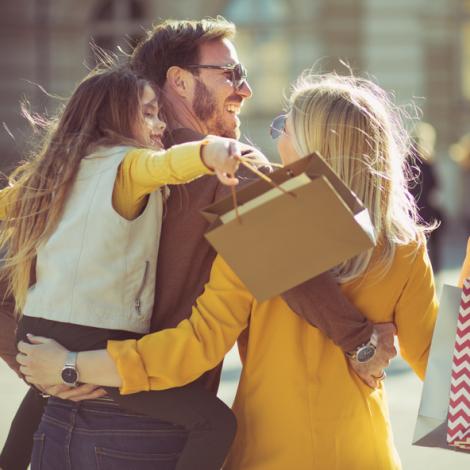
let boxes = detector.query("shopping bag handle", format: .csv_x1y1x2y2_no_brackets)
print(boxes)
229,156,297,224
237,156,295,198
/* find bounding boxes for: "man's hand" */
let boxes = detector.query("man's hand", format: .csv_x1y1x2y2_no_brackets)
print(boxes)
17,335,68,386
38,383,107,402
348,323,397,388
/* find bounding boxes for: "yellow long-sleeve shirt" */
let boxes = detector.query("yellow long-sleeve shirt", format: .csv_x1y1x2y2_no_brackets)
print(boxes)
0,141,211,220
108,242,438,470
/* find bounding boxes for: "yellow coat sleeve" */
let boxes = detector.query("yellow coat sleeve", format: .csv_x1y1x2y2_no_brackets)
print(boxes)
458,237,470,288
107,255,254,394
395,243,438,380
112,141,211,220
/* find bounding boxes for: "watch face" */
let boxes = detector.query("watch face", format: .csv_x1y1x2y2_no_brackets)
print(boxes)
356,345,376,363
61,367,78,385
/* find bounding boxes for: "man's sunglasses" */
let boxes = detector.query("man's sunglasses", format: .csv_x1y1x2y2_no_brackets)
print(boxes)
270,114,287,140
186,63,248,89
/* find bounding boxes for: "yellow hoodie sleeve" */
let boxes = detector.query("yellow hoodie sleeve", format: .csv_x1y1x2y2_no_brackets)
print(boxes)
458,237,470,288
107,255,254,395
113,141,212,220
395,243,438,380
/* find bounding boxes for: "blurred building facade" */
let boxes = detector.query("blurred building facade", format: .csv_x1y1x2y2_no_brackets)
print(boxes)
1,0,469,216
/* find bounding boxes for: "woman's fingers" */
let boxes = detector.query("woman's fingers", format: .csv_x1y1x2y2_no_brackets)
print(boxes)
17,340,32,355
16,351,28,365
16,338,68,386
26,334,53,345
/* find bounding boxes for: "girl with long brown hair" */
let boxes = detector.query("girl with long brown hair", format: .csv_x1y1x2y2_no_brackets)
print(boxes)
0,63,245,470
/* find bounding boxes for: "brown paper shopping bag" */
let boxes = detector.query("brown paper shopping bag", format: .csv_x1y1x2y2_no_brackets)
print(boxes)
201,153,376,302
413,284,470,454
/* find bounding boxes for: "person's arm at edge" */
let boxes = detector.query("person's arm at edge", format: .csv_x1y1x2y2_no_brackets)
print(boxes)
457,236,470,288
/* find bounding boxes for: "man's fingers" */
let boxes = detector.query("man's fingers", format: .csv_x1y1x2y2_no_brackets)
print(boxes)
375,323,397,335
68,388,107,402
366,377,378,388
386,344,397,358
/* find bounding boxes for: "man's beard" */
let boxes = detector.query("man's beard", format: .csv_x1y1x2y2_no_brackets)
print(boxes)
193,80,239,139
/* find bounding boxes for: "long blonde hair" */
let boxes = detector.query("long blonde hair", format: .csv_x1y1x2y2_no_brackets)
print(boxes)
288,72,426,283
0,64,150,312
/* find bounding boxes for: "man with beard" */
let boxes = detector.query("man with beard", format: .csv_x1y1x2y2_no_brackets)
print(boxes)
0,17,395,470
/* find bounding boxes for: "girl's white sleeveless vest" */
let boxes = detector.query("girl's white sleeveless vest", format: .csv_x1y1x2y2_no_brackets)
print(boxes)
23,146,163,334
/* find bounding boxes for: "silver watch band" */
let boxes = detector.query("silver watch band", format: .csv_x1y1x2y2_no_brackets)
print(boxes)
64,351,78,368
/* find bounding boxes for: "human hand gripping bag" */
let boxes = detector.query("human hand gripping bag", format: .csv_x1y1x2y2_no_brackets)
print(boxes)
201,153,376,302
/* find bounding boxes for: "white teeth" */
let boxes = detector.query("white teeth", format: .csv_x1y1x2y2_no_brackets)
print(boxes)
226,105,240,114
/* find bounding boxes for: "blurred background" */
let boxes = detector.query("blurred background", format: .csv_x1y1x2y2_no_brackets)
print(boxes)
1,0,470,468
1,0,470,253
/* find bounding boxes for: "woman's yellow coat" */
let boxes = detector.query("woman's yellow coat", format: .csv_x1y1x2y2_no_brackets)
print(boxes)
109,242,438,470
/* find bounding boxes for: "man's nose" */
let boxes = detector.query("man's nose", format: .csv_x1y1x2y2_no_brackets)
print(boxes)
237,80,252,99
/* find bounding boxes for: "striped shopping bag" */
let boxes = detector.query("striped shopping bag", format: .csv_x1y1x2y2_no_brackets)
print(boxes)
447,278,470,449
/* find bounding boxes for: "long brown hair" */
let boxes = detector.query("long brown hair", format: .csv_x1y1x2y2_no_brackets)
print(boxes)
0,64,150,312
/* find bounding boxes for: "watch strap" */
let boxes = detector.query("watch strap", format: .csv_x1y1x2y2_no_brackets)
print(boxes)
64,351,78,368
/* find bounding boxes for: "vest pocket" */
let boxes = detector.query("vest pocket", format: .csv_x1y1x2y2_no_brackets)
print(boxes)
134,261,150,315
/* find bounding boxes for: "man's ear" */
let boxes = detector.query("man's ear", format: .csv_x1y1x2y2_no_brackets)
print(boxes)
166,66,194,99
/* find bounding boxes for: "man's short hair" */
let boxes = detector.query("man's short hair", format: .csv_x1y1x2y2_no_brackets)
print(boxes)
131,17,236,87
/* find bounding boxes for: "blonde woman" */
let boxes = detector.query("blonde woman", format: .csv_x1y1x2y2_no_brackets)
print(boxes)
20,73,438,469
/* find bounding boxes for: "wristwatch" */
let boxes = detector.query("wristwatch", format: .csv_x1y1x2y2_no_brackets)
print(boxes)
61,351,79,387
346,330,378,363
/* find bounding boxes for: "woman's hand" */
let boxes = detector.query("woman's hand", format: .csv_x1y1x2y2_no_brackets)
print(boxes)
17,335,68,386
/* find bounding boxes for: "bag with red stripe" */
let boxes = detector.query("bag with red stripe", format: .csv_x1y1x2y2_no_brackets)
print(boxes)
413,281,470,453
447,278,470,449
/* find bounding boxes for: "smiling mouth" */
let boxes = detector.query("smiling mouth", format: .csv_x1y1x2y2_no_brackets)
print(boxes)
226,103,241,115
150,134,163,148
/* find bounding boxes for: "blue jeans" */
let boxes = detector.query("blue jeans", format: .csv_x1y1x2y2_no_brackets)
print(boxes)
31,397,188,470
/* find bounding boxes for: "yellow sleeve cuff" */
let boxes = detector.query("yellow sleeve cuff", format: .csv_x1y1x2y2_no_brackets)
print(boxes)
107,339,150,395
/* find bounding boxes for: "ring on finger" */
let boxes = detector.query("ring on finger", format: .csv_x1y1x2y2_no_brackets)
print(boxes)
372,371,386,381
